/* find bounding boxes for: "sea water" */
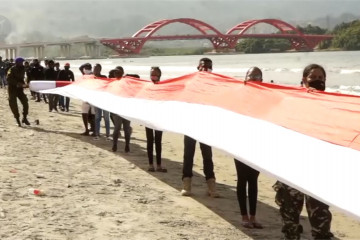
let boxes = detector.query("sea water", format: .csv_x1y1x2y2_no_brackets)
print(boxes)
56,50,360,95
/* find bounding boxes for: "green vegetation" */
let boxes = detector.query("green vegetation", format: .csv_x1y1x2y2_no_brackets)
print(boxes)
141,47,213,56
297,24,327,35
331,20,360,50
235,39,291,53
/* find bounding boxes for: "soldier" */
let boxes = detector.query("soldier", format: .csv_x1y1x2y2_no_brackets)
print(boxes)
6,57,30,127
273,64,333,240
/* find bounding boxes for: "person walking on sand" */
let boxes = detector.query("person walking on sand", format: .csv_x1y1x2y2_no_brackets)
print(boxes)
235,66,263,229
181,57,219,198
6,57,30,127
146,67,166,172
273,64,333,240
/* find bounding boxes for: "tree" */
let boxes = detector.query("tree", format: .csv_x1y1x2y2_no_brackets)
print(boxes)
331,20,360,50
297,24,327,35
235,38,291,53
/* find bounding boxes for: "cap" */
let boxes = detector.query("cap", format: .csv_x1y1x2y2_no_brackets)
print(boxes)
65,63,70,67
15,57,25,63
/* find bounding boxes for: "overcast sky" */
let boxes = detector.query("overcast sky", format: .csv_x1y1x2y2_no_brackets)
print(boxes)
1,0,359,42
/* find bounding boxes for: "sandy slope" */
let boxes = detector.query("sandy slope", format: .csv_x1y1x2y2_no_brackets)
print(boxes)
0,89,359,240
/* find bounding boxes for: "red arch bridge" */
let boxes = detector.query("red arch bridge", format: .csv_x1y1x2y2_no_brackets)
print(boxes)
100,18,333,55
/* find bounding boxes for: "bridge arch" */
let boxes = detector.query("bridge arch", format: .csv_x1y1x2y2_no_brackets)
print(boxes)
226,19,313,50
132,18,223,38
226,19,303,35
100,18,232,54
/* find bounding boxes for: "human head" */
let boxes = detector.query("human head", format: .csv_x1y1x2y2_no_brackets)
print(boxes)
32,59,39,66
115,66,124,77
113,69,124,79
197,58,212,72
302,64,326,91
15,57,25,66
80,63,92,75
44,59,49,67
125,74,140,79
245,67,263,82
54,62,60,70
93,63,102,76
48,60,55,69
150,66,161,83
64,62,70,70
24,61,29,68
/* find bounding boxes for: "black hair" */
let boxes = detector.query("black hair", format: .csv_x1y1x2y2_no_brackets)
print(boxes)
151,66,161,76
303,64,326,78
199,57,212,64
94,63,102,71
246,66,262,77
125,74,140,79
116,66,124,72
198,57,212,70
108,69,116,78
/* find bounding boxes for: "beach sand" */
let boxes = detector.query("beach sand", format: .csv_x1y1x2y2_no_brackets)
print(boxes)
1,89,359,240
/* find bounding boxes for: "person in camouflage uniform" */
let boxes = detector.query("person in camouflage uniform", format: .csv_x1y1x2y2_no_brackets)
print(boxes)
273,182,333,239
273,64,334,240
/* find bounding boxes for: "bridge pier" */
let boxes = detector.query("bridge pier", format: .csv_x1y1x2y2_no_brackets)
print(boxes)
33,46,45,59
85,43,100,58
60,44,71,58
4,48,18,59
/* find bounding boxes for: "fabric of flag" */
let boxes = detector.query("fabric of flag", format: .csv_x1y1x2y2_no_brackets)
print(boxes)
30,72,360,220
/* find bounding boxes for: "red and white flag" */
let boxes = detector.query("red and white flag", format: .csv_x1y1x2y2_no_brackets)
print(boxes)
30,72,360,220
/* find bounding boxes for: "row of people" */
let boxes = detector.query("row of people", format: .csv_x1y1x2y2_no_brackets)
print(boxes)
0,56,15,88
5,56,333,239
234,63,332,238
70,59,335,239
77,63,167,172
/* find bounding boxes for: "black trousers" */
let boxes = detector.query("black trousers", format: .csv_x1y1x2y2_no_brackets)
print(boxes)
182,135,214,180
145,127,163,165
111,113,131,148
48,94,59,111
234,159,259,216
8,88,28,119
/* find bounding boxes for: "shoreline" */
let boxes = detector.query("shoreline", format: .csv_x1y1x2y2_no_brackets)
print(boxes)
16,48,351,62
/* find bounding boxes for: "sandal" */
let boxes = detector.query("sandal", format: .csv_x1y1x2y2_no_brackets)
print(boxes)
156,167,167,173
241,220,253,229
252,222,263,229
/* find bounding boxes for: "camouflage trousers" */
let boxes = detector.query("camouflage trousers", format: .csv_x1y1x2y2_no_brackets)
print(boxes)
273,181,333,240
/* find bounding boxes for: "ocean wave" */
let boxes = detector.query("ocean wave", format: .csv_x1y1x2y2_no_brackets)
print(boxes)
327,85,360,96
274,68,289,72
339,69,360,74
